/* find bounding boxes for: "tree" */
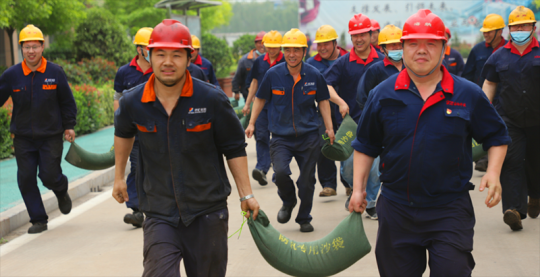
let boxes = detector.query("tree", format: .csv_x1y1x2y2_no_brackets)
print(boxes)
2,0,87,65
201,33,233,78
214,1,297,33
104,0,166,36
231,34,256,61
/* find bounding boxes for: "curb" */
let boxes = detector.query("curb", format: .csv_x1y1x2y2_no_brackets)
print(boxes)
0,165,129,237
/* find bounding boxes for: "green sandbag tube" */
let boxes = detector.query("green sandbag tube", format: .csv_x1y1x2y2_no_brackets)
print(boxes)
247,210,371,277
472,139,487,162
321,114,358,161
65,142,115,170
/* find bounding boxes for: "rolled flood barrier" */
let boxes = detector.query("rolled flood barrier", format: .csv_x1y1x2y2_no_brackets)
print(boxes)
321,114,358,161
472,139,487,162
248,209,371,277
65,142,115,170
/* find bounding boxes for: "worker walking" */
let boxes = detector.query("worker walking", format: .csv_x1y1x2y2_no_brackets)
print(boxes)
481,6,540,230
113,19,259,276
246,29,335,232
0,24,77,234
443,27,465,76
349,10,509,275
242,31,285,186
307,25,350,197
190,35,220,87
232,31,266,101
370,19,384,55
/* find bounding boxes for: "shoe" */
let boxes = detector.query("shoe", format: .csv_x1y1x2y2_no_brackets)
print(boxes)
366,208,378,220
528,197,540,218
28,222,47,234
319,187,337,197
252,168,268,186
345,193,352,211
124,211,144,228
503,209,523,231
345,187,352,196
57,192,72,215
474,158,488,172
277,204,295,224
300,223,314,232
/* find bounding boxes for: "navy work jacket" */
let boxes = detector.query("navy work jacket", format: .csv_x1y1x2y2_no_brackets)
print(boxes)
352,66,510,208
0,57,77,138
193,54,219,87
462,38,506,87
482,38,540,128
114,56,153,93
306,46,349,74
114,71,247,227
443,47,464,76
357,57,401,112
256,62,330,137
324,45,382,124
246,52,285,89
232,49,260,97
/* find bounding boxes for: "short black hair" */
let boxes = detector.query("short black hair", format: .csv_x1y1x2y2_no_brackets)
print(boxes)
21,41,44,46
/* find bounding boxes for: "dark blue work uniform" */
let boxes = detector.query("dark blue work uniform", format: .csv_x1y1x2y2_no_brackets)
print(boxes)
232,49,260,100
324,45,382,124
193,54,219,87
462,38,506,88
248,52,285,175
443,47,464,76
187,63,208,82
356,57,400,112
115,71,246,276
113,56,153,211
307,46,350,191
256,62,330,224
353,67,510,275
0,57,77,224
482,38,540,218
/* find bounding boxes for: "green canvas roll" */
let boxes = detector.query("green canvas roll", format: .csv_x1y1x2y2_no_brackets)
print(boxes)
321,114,358,161
248,210,371,277
64,142,115,170
472,139,487,162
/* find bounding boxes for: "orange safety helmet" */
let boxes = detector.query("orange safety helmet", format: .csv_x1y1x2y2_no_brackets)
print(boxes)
348,14,372,35
148,19,193,51
401,9,447,42
255,31,266,42
371,19,381,31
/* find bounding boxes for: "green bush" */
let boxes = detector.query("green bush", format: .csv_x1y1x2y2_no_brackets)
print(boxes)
201,33,234,78
44,44,77,62
72,83,114,135
54,59,92,85
75,8,132,66
80,57,118,84
0,100,13,159
0,66,7,75
232,34,256,61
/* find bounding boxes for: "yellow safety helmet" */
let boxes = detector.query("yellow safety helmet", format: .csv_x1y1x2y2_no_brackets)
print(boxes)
480,14,505,32
191,35,201,49
19,24,44,44
281,29,308,48
378,25,402,45
313,25,338,44
264,31,282,48
133,27,153,46
508,6,536,26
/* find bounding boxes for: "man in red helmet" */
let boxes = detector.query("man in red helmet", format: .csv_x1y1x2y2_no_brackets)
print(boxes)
112,19,259,276
370,19,384,55
349,10,509,275
232,31,266,101
443,27,464,76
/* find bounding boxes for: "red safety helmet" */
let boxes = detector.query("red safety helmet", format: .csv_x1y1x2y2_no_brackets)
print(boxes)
371,19,381,31
445,27,452,39
148,19,193,51
255,31,266,42
401,9,447,42
348,14,372,35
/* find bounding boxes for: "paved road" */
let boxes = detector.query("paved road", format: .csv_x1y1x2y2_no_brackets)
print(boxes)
0,137,538,276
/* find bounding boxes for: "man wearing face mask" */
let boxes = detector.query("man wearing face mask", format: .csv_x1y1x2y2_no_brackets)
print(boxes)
349,24,405,220
482,6,540,231
349,10,509,275
462,14,506,173
232,31,266,101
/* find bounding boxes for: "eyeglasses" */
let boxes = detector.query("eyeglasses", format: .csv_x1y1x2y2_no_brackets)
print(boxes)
510,24,534,30
22,46,41,51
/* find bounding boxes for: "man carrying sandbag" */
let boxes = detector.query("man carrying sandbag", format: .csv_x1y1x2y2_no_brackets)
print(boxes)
112,20,259,276
246,28,335,233
349,9,510,275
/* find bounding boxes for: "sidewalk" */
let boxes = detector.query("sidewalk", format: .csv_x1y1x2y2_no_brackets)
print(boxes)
0,137,538,276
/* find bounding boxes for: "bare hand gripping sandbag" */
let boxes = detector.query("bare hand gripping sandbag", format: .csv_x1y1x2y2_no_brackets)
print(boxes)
247,210,371,277
65,142,115,170
321,114,358,161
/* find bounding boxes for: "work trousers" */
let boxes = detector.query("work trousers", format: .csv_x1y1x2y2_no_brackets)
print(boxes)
375,194,476,276
270,132,320,224
13,134,68,224
254,107,271,174
142,208,229,277
125,138,139,210
500,118,540,218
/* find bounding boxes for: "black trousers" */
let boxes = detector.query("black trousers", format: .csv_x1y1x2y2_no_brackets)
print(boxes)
500,117,540,218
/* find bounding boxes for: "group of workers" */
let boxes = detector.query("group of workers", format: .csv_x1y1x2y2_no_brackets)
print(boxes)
0,4,538,276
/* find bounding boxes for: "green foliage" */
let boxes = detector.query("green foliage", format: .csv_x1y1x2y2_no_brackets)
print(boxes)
75,8,133,66
44,43,77,62
53,60,92,85
0,66,7,75
72,83,114,135
214,0,298,33
80,57,118,84
104,0,167,36
198,0,233,32
0,104,14,159
232,34,256,61
201,33,234,78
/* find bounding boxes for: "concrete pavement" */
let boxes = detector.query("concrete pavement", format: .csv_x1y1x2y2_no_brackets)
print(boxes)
0,137,538,276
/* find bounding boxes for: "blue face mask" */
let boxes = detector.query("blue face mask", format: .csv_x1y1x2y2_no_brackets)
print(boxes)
387,49,403,61
144,49,150,62
510,31,532,46
255,49,264,56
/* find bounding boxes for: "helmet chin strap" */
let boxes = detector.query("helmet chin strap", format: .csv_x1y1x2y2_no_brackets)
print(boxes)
382,45,402,62
288,48,306,68
403,42,445,78
488,29,499,46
